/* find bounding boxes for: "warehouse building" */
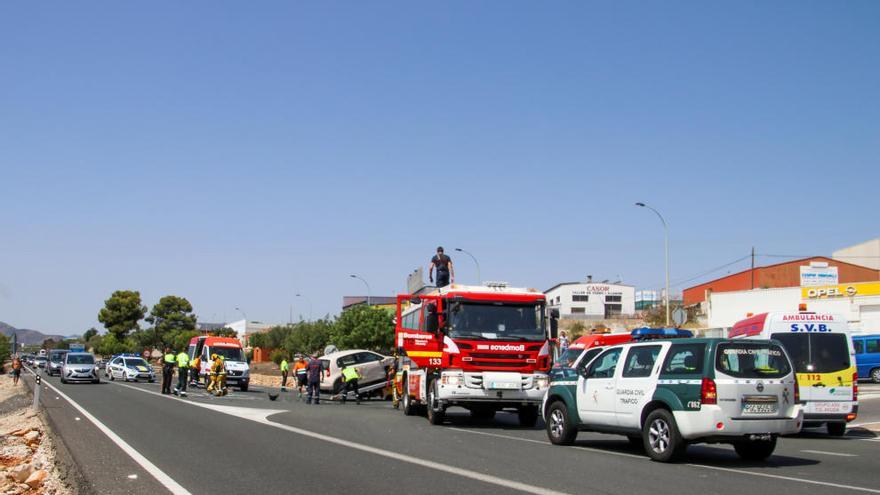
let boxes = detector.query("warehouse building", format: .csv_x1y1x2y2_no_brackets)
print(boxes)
545,278,635,319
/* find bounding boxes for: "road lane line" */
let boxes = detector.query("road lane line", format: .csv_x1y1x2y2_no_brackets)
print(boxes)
800,450,858,457
684,464,880,494
849,420,880,427
29,373,191,495
110,382,570,495
451,425,880,493
448,427,646,460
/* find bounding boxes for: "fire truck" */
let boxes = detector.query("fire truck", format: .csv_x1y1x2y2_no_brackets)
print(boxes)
393,283,557,426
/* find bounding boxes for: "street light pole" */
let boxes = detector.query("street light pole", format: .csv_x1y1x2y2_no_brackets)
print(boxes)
235,307,248,332
296,293,313,321
454,247,481,285
635,202,670,327
349,275,372,307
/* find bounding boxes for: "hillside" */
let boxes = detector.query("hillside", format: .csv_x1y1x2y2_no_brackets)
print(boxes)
0,321,70,345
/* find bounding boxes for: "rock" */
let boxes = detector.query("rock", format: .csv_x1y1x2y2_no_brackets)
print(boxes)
23,431,39,443
10,463,31,483
25,469,47,488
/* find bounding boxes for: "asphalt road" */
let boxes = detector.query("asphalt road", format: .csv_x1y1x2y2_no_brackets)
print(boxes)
22,370,880,495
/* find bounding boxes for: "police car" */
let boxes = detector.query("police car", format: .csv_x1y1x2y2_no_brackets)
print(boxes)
105,355,156,382
543,338,803,462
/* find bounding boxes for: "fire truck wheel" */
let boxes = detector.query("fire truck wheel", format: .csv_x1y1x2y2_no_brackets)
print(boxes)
426,380,445,425
402,378,417,416
518,405,539,427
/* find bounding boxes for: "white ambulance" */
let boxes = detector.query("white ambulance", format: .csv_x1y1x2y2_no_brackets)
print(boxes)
730,311,857,436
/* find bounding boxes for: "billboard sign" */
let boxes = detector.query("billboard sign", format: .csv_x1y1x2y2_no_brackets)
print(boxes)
800,264,838,287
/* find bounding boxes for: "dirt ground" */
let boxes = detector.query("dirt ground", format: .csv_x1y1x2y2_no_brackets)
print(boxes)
0,372,70,495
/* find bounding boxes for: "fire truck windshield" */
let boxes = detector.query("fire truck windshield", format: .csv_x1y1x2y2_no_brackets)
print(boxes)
447,302,545,341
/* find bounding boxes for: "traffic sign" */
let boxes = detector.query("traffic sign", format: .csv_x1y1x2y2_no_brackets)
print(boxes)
672,307,687,326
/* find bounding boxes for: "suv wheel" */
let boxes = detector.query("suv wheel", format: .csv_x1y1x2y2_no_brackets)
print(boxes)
871,368,880,384
827,422,847,436
734,436,777,460
546,401,577,445
426,379,445,425
643,409,686,462
518,405,539,427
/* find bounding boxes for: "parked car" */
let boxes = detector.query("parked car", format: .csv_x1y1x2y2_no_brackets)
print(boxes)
319,349,394,395
853,334,880,383
543,338,803,462
47,350,69,376
60,353,100,384
105,355,156,382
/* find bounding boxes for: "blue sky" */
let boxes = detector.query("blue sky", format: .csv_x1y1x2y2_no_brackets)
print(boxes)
1,1,878,334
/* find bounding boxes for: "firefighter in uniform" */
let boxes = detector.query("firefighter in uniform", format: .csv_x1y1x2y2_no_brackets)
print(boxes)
161,347,176,395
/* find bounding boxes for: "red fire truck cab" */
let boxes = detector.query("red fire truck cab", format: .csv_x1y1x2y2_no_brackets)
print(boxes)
394,283,557,426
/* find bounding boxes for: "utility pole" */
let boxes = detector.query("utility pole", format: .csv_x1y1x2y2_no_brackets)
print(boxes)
751,247,755,290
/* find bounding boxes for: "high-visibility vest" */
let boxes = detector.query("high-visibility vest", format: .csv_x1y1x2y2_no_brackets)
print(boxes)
164,353,176,364
342,366,359,382
176,352,189,368
280,360,289,372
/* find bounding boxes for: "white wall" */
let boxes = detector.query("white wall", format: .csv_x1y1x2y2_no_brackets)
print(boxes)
545,283,635,318
834,238,880,270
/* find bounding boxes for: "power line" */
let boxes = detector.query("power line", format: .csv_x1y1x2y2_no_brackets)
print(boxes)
650,254,752,290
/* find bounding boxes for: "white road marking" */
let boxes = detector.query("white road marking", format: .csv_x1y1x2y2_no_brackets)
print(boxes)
31,374,191,495
452,426,880,493
849,420,880,427
110,382,570,495
800,449,858,457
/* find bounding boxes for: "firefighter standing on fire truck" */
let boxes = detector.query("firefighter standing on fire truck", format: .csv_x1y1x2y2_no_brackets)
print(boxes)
428,246,454,288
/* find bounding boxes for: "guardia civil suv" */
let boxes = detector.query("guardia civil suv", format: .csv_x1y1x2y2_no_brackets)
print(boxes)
543,338,803,462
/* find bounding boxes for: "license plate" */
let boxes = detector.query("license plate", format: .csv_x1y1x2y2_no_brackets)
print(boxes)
811,401,849,413
488,382,519,390
743,402,778,414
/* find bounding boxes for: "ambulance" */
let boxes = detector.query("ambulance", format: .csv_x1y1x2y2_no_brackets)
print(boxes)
730,311,857,436
188,336,250,391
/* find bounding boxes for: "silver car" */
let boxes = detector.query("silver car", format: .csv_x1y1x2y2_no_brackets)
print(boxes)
60,352,100,384
47,350,69,376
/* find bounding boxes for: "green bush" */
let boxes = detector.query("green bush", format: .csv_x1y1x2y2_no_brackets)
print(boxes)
269,349,288,365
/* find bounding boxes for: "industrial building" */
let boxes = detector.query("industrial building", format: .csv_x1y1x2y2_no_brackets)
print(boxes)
545,279,635,319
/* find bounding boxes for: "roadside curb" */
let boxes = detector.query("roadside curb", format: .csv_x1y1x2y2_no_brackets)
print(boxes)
22,374,93,495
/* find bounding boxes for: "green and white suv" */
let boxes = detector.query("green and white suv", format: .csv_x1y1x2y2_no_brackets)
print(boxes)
543,338,804,462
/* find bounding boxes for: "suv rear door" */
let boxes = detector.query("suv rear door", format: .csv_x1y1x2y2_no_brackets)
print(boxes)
714,341,797,420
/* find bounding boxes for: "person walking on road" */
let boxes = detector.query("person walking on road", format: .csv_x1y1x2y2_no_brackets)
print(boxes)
161,347,176,395
428,246,454,288
174,349,189,396
340,364,363,405
280,356,290,391
294,355,308,399
11,355,22,386
305,354,326,405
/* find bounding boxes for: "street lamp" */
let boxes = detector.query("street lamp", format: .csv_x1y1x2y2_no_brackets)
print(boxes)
296,293,313,321
454,247,481,285
635,202,670,326
349,274,372,307
235,307,248,331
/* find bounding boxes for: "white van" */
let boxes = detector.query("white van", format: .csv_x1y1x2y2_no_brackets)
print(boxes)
730,311,857,436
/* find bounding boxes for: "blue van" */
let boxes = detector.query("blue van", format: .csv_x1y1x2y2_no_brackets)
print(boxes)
852,334,880,383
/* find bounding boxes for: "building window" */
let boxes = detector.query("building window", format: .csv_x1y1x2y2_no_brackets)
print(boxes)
572,295,589,302
571,307,586,314
605,295,622,303
556,296,561,304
